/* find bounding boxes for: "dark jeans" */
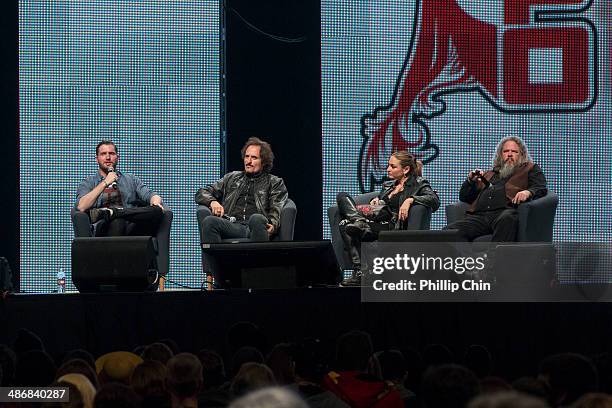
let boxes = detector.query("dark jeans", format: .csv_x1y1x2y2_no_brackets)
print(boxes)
75,206,164,237
444,208,519,242
201,213,269,243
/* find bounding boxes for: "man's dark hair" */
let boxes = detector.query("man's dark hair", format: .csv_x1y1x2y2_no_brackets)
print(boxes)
166,353,203,399
376,350,406,382
130,359,167,399
197,349,226,389
0,344,17,386
538,352,599,406
56,358,99,389
61,349,96,371
96,140,117,156
94,382,140,408
142,342,174,365
421,364,480,408
241,137,275,173
464,345,492,378
335,330,373,372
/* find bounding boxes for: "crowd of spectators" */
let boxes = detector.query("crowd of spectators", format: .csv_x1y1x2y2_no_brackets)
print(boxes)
1,324,611,408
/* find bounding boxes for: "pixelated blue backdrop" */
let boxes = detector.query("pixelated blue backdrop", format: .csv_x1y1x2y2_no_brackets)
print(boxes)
20,0,220,292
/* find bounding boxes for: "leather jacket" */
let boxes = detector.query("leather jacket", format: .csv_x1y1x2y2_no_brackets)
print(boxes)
378,175,440,227
195,171,288,230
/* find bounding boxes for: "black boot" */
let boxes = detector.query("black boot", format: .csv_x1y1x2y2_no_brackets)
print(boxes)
337,192,374,241
339,223,363,287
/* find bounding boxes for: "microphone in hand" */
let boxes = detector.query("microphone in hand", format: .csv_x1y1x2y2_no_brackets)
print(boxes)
107,166,118,189
222,215,236,223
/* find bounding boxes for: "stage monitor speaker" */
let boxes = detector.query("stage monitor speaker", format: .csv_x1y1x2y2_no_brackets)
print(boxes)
72,236,158,293
201,240,341,289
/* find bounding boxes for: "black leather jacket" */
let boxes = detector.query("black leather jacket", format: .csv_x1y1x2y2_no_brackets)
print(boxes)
378,176,440,227
195,171,288,230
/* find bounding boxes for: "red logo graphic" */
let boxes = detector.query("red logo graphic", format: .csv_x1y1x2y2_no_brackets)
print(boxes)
359,0,597,191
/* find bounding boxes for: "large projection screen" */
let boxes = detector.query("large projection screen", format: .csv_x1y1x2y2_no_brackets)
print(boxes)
322,1,611,249
20,1,220,292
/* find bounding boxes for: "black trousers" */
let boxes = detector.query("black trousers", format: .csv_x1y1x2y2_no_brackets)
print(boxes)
91,206,164,237
444,208,519,242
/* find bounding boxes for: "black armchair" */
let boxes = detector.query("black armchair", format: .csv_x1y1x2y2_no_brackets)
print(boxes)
197,198,297,244
445,190,558,242
327,192,432,270
70,205,173,278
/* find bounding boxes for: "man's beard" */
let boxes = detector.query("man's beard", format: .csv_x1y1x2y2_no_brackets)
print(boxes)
499,161,517,178
99,162,118,173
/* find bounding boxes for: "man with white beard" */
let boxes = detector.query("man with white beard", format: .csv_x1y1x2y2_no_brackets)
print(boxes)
445,136,547,242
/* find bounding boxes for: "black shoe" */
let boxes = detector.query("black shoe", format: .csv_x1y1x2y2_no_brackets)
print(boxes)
345,220,374,241
340,270,362,287
89,208,113,223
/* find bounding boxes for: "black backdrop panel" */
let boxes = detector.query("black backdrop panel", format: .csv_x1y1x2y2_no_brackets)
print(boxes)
0,1,18,289
226,0,322,241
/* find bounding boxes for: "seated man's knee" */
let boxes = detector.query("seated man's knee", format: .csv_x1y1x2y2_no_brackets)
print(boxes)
248,213,268,228
336,192,350,204
203,215,224,230
496,211,518,227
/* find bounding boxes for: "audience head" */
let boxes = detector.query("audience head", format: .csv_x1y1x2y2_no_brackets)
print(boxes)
421,364,480,408
141,342,174,365
230,362,276,397
376,350,407,382
197,348,226,389
468,391,549,408
571,393,612,408
95,351,143,385
335,330,373,372
130,359,167,399
13,328,45,354
14,349,56,386
57,358,99,390
62,349,96,371
464,345,492,378
229,387,308,408
157,338,180,356
57,373,96,408
512,376,552,404
93,382,140,408
0,344,16,386
231,346,265,377
266,343,296,385
538,352,598,406
293,337,329,383
423,343,454,368
165,353,203,400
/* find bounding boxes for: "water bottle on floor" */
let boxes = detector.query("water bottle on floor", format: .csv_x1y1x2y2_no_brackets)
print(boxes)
56,268,66,293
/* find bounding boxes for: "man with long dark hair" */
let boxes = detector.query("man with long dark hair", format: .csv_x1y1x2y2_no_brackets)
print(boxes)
196,137,288,242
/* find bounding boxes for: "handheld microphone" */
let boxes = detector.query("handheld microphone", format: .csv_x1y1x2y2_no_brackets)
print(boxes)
222,215,236,223
107,166,118,189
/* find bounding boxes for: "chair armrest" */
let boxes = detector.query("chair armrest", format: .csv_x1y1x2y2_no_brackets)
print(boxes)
71,208,93,237
445,202,470,225
517,191,558,242
405,204,432,230
196,205,212,243
278,199,297,241
156,208,173,276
